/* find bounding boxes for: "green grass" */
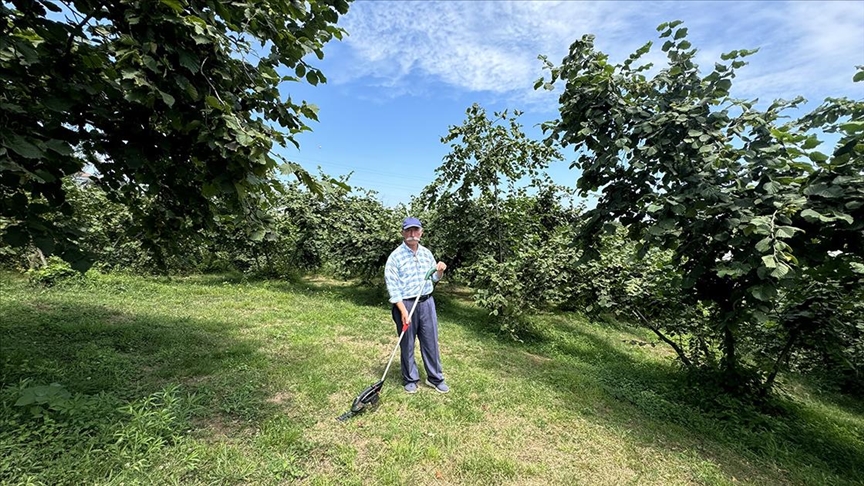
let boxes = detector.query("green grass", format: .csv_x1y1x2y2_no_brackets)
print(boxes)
1,271,862,485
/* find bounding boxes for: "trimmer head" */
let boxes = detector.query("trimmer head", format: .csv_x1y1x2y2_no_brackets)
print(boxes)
336,380,384,421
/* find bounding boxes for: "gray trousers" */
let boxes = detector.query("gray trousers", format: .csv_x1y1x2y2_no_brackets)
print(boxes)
392,296,444,385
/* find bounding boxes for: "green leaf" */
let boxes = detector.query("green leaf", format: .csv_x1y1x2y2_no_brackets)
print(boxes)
750,283,778,301
160,0,184,12
184,82,199,100
4,136,43,159
799,208,824,222
202,182,220,198
658,219,676,230
177,51,199,73
205,95,224,111
835,211,854,225
717,265,746,278
721,50,739,61
808,151,828,163
802,136,820,150
804,183,843,198
142,55,159,73
762,181,779,194
42,97,74,112
839,121,864,133
762,255,777,269
33,170,56,182
854,70,864,82
770,262,790,278
775,226,800,239
305,70,318,86
674,27,688,40
159,90,175,107
236,130,253,147
250,229,265,242
44,139,73,156
755,237,771,253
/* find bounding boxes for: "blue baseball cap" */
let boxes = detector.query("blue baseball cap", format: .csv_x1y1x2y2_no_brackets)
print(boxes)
402,217,422,230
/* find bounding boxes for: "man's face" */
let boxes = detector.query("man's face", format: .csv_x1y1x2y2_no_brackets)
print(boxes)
402,227,423,243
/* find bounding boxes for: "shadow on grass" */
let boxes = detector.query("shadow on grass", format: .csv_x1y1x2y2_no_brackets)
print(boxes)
0,299,289,422
464,311,864,484
310,277,864,484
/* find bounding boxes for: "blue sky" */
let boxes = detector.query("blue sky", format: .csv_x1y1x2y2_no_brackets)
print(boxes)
281,0,864,208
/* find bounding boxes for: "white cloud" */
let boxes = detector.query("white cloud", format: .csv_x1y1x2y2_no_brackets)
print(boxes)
331,1,864,109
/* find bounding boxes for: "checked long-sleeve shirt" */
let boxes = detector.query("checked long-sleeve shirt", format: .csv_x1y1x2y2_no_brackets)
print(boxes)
384,242,440,304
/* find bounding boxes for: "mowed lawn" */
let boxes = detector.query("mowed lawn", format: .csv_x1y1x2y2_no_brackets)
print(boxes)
1,271,862,485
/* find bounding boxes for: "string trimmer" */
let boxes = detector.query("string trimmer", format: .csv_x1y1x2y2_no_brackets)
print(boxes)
337,266,437,421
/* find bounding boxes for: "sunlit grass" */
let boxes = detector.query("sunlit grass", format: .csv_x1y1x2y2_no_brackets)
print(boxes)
1,271,862,485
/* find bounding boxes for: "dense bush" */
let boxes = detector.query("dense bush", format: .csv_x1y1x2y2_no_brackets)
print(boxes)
318,185,404,281
26,256,81,287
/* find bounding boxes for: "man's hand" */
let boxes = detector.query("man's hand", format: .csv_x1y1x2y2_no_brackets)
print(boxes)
396,302,410,330
436,261,447,278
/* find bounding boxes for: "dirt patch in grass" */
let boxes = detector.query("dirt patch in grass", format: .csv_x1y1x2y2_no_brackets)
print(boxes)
267,391,292,405
524,350,552,364
105,309,133,324
30,302,55,312
194,414,254,441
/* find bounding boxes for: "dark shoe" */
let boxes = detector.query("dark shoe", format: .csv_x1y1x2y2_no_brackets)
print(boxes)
404,382,418,394
425,379,449,394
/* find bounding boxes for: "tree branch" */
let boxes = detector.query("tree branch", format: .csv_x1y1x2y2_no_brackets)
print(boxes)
632,308,693,368
61,1,100,58
761,326,799,397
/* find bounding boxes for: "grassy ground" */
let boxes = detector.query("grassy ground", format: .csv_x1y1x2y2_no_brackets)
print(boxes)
1,271,862,485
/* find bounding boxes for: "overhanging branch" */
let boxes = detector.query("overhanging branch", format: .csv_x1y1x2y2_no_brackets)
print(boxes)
632,308,693,368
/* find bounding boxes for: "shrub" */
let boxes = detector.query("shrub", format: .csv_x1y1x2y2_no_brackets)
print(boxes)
26,256,81,287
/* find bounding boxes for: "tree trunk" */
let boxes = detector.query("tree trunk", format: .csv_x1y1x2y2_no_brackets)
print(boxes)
722,325,737,377
264,244,273,273
29,245,48,269
761,327,799,397
493,183,504,264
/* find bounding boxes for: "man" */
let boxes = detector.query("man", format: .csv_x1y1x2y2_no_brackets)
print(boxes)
384,217,449,394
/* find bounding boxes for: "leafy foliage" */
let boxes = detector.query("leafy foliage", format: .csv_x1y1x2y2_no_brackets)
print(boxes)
319,185,403,281
1,0,351,270
1,380,198,484
539,21,864,394
420,104,583,332
420,103,564,269
26,255,81,286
